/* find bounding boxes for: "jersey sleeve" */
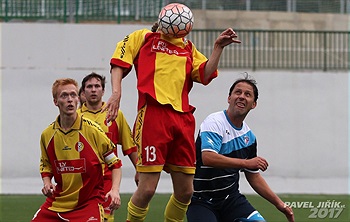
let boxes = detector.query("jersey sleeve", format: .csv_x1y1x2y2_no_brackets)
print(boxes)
199,116,223,153
110,29,150,76
190,42,218,85
242,132,259,173
89,120,122,170
39,132,54,179
103,149,121,169
101,135,122,170
116,110,137,156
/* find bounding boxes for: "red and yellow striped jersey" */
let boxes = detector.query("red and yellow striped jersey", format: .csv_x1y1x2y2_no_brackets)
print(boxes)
77,103,137,180
77,103,136,156
110,29,218,113
39,113,121,212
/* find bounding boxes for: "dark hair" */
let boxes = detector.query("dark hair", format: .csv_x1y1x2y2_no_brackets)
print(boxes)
229,73,258,102
151,22,159,32
81,72,106,90
78,86,84,96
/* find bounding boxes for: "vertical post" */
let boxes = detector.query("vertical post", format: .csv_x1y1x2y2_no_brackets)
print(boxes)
159,0,163,11
135,0,140,21
323,32,327,71
291,0,296,12
252,31,256,71
246,0,251,11
4,0,9,22
287,0,292,12
117,0,121,24
73,0,78,23
63,0,67,23
348,32,350,70
66,0,75,23
41,0,45,17
340,0,345,14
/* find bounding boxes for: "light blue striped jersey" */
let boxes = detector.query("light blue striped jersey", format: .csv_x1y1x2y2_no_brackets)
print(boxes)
193,110,258,199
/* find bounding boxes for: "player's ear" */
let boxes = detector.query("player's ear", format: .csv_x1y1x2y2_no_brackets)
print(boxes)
53,98,58,106
251,101,257,109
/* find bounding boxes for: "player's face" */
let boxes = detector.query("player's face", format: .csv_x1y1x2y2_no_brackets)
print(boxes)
84,78,104,105
228,82,256,116
54,84,79,116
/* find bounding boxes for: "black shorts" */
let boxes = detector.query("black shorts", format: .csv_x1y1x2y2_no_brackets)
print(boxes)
186,194,262,222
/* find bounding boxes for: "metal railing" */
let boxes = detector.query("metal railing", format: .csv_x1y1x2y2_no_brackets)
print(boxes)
189,30,350,71
0,0,163,23
2,0,350,23
1,1,349,71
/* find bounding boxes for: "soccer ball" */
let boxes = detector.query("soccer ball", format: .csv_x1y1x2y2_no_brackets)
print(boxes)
158,3,194,38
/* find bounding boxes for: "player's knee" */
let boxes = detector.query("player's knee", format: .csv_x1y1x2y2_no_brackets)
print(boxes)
183,188,194,200
140,187,157,200
174,189,193,203
174,183,193,202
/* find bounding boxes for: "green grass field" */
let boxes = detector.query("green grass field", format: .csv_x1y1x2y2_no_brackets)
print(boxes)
0,193,349,222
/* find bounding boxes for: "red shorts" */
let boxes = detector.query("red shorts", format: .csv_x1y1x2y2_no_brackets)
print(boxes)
31,199,104,222
133,100,196,174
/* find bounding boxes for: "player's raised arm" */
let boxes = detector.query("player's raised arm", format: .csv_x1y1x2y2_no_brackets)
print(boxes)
204,28,241,82
103,66,124,122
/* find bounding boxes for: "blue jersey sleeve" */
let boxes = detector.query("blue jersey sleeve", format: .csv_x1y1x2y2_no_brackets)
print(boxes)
200,131,223,153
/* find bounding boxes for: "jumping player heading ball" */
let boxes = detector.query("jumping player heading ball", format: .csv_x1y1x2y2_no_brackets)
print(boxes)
157,3,194,38
105,3,241,222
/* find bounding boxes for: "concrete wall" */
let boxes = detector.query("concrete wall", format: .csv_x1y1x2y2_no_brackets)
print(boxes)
0,23,348,194
192,10,350,31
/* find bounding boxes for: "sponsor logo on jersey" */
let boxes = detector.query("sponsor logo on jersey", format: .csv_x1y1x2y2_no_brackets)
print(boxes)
134,108,145,145
75,141,84,152
62,146,71,150
151,38,190,56
87,216,99,221
244,136,249,144
119,35,129,59
207,137,214,146
54,159,86,174
104,119,112,127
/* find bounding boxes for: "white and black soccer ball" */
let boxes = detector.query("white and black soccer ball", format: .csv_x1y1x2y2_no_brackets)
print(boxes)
158,3,194,38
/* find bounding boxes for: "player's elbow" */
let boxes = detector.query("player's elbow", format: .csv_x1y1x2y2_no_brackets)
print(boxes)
202,152,215,166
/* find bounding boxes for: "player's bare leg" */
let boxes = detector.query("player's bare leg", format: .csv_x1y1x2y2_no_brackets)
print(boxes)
127,172,161,222
164,171,194,221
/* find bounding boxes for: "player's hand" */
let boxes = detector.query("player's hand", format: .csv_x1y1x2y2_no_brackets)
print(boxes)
215,28,241,48
277,203,295,222
245,157,269,171
41,183,55,197
102,93,120,123
105,190,121,212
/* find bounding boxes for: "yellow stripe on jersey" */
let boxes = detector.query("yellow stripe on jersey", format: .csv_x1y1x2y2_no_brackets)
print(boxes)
154,52,187,110
77,103,136,155
110,29,217,113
